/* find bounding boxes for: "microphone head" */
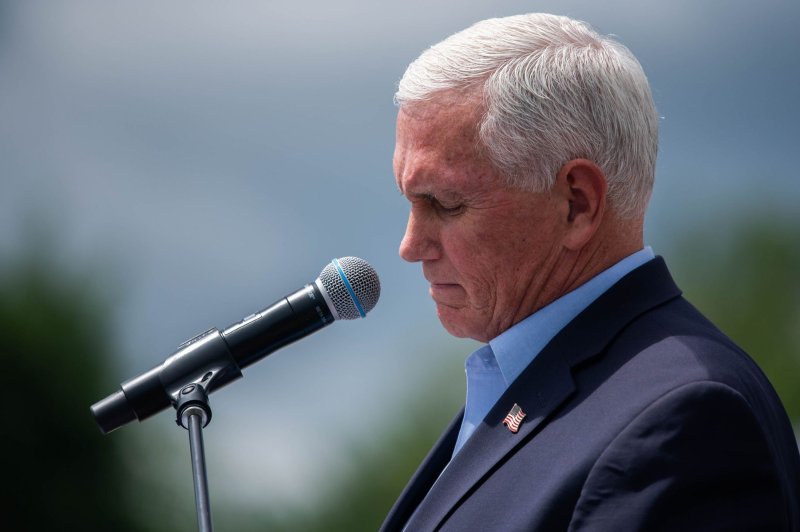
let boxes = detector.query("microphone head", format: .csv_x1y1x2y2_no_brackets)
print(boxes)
317,257,380,320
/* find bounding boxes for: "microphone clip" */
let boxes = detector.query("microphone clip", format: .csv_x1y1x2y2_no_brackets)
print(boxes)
176,383,212,430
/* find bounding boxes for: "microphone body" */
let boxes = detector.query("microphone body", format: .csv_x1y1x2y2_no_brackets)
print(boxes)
91,258,379,434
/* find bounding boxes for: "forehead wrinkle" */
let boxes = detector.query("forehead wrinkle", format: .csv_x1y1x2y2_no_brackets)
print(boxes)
395,94,494,199
399,160,471,201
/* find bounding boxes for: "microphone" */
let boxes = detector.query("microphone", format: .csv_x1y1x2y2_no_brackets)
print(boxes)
90,256,380,434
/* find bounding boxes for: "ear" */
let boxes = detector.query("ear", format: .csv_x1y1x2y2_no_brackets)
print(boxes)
554,158,607,251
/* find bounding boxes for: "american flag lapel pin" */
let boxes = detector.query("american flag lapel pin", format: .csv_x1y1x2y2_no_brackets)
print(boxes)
503,403,526,433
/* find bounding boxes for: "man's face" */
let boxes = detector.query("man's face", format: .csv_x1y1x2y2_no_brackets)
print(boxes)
394,96,568,342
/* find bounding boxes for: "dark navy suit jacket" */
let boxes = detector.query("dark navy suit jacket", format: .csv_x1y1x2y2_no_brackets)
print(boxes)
382,258,800,531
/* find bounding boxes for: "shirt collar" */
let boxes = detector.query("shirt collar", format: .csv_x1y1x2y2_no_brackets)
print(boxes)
489,246,655,386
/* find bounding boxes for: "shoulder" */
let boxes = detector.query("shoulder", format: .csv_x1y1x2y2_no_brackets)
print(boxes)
601,295,772,396
590,295,795,459
569,379,792,531
564,296,800,530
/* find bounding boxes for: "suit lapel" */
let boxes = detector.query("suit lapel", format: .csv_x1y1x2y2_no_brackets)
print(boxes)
390,258,682,531
404,344,575,530
556,257,682,368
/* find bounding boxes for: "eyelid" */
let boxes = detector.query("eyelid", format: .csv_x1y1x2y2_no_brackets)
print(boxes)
405,192,464,214
430,196,465,215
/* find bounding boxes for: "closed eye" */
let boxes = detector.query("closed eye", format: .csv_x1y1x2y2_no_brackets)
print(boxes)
427,195,465,216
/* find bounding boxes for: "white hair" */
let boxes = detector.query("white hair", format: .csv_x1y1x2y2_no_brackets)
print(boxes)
396,13,659,218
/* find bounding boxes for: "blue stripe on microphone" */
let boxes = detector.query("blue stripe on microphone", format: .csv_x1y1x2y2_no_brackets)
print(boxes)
332,258,366,318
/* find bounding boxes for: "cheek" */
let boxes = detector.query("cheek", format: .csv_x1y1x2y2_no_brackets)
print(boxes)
443,229,501,298
464,226,543,288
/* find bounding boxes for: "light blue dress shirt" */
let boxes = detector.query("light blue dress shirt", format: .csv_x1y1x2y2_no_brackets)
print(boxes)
452,247,655,456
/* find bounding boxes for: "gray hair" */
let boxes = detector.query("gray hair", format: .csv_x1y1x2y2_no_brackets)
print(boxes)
395,13,658,218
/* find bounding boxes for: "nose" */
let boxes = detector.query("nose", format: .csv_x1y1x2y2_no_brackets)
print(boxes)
399,209,439,263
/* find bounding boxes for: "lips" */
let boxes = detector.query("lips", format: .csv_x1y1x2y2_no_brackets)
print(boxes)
428,282,464,306
429,282,458,289
422,265,464,304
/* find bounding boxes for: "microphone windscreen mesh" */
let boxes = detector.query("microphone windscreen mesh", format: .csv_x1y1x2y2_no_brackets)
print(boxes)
318,257,380,320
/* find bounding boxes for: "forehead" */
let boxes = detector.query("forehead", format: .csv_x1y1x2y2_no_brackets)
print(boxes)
394,97,499,196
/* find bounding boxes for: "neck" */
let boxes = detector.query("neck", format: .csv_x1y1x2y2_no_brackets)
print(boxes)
485,214,645,341
558,215,644,296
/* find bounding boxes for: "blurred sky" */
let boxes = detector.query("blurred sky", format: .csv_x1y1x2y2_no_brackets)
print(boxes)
2,0,799,510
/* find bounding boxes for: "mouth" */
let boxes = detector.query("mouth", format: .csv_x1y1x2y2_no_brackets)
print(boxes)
429,281,459,289
428,282,464,305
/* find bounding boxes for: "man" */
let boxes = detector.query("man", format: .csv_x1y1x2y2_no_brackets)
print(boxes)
382,13,800,532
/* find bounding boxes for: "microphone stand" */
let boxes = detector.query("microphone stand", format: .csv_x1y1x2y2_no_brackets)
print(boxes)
175,383,215,532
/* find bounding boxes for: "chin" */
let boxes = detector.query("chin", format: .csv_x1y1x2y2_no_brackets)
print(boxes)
436,306,489,342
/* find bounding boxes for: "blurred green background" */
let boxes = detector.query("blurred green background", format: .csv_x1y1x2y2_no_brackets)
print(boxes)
1,1,798,530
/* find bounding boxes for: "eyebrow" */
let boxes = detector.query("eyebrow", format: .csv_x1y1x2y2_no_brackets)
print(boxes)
396,167,468,200
402,188,465,205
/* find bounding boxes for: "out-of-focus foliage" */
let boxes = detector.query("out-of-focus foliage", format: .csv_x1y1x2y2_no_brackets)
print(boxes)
288,373,463,532
207,364,464,532
0,253,136,531
670,216,800,422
